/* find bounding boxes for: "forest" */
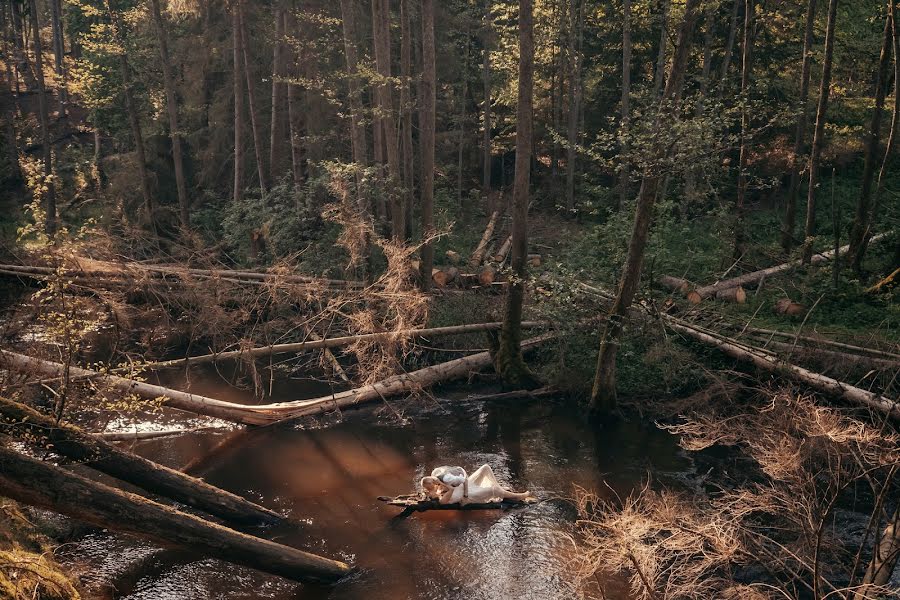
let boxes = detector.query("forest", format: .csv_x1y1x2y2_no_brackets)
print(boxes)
0,0,898,597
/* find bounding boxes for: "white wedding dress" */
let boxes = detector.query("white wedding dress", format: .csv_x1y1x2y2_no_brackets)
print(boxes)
432,464,513,504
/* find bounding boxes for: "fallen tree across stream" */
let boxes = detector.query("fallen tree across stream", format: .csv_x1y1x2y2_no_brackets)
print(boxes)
694,231,891,298
0,330,558,427
0,396,280,524
0,445,350,584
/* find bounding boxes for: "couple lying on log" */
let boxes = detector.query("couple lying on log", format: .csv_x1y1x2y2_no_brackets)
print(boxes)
420,464,531,505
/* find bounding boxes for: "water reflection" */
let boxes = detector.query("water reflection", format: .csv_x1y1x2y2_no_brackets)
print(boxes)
66,376,692,600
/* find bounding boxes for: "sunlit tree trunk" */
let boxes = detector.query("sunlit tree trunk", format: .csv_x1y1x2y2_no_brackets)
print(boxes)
269,1,286,183
232,0,244,205
339,0,369,209
239,3,268,192
802,0,839,264
719,0,741,90
564,0,583,214
494,0,535,388
782,0,818,254
372,0,402,238
149,0,190,229
619,0,631,209
590,0,701,415
482,0,492,192
849,7,893,273
735,0,754,259
400,0,414,238
419,0,436,290
285,8,304,186
27,0,55,234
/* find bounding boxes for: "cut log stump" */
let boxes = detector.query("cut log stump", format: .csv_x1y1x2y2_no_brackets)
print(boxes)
716,285,746,303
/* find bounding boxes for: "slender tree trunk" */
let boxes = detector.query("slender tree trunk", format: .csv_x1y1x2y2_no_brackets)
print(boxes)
619,0,632,209
269,1,286,183
456,39,469,209
782,0,818,254
372,0,406,240
28,0,55,235
239,3,268,192
802,0,839,264
719,0,741,89
735,0,754,259
419,0,436,290
339,0,369,197
49,0,66,116
149,0,190,229
683,1,714,208
861,1,900,264
9,0,34,90
590,0,701,415
653,0,670,98
400,0,414,237
565,0,583,214
494,0,536,388
108,4,153,226
285,9,304,185
550,0,563,180
849,6,893,272
482,0,492,192
232,0,244,205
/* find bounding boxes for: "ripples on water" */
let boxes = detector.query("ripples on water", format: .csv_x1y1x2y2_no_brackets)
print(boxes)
65,369,693,600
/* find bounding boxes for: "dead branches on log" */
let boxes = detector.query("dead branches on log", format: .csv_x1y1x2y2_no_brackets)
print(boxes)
0,446,350,583
0,396,280,524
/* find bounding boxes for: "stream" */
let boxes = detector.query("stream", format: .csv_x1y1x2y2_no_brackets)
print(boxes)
62,366,696,599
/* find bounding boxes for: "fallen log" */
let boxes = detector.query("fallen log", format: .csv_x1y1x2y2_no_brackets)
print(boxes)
432,266,459,288
98,427,224,442
445,250,462,265
469,210,501,268
743,337,900,370
143,321,547,371
739,327,900,361
478,264,498,286
774,298,807,316
665,318,900,420
695,232,891,298
866,266,899,294
377,493,538,512
492,235,512,263
0,446,350,583
0,396,280,525
658,275,693,294
715,285,746,303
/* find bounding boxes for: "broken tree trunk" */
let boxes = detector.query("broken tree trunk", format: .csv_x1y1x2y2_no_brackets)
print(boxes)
695,232,891,298
0,396,280,525
493,234,513,263
853,503,900,599
664,318,900,419
469,210,501,268
0,446,350,583
144,321,546,370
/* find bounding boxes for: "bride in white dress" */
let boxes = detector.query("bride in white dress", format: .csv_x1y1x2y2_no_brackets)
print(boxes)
420,464,531,505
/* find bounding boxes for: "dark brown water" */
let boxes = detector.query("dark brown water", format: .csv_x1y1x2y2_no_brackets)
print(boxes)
67,367,694,600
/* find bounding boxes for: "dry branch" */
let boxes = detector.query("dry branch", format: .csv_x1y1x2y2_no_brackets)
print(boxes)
0,445,350,583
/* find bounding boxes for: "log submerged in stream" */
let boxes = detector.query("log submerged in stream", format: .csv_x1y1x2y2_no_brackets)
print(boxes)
0,445,350,584
0,396,280,525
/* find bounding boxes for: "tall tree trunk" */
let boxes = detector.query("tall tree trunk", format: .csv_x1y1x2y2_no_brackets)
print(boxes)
419,0,436,290
400,0,414,238
239,3,269,192
860,0,900,265
456,38,469,209
232,0,244,205
683,0,714,208
482,0,492,192
27,0,55,235
108,4,153,227
849,6,893,272
802,0,839,264
285,9,304,186
719,0,741,89
565,0,583,214
734,0,754,259
372,0,402,238
619,0,632,209
269,1,286,183
494,0,536,388
9,0,34,90
590,0,701,415
339,0,369,212
149,0,190,230
49,0,66,116
653,0,670,98
782,0,818,254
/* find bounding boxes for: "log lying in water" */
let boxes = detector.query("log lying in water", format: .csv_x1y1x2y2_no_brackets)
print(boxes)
0,446,350,583
469,210,501,268
1,331,557,427
98,427,225,441
377,493,538,511
694,231,891,298
144,320,547,370
0,396,280,525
